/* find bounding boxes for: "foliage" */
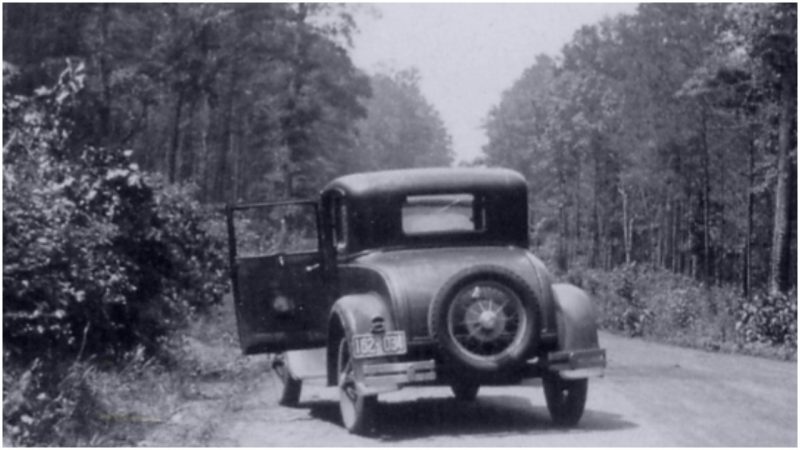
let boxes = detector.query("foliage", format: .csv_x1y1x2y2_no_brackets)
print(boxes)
570,264,796,359
736,289,797,348
351,68,454,171
485,4,796,298
3,360,105,446
3,3,373,204
3,61,230,446
151,178,228,314
3,301,258,446
3,61,227,363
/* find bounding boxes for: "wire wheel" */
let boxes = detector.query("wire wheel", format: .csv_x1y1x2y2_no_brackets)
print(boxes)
337,337,377,435
430,266,540,372
447,281,527,361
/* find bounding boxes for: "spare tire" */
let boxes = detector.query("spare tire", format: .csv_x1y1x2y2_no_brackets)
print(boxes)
428,265,540,373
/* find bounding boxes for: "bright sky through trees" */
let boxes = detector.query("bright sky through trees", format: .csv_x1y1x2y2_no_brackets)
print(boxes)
351,3,638,163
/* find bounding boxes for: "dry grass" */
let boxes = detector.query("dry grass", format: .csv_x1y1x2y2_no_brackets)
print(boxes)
3,297,268,446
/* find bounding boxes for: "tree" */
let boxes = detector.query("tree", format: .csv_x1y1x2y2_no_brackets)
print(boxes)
482,3,796,295
727,4,797,295
3,3,372,204
352,68,453,171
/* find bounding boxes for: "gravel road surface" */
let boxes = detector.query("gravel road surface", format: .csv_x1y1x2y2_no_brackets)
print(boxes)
163,331,795,447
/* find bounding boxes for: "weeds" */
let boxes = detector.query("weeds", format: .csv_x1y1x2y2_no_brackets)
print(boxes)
568,264,797,360
2,301,254,446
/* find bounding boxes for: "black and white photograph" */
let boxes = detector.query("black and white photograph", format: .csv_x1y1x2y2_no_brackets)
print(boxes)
2,2,797,446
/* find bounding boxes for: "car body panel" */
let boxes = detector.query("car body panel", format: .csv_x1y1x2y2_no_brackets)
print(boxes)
551,283,601,351
341,247,558,342
225,201,328,355
233,252,327,354
322,168,530,253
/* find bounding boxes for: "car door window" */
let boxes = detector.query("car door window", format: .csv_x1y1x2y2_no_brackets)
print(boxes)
234,203,318,257
333,198,348,251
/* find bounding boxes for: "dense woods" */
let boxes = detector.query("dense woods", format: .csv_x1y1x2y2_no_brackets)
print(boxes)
1,3,795,445
3,4,452,444
3,4,452,204
484,3,796,297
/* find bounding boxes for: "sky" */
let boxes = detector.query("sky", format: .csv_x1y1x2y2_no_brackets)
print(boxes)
349,3,639,163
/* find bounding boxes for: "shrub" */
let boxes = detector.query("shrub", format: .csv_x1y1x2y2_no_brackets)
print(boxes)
3,59,230,446
151,178,228,315
3,62,228,363
573,262,796,358
3,359,105,446
736,289,797,348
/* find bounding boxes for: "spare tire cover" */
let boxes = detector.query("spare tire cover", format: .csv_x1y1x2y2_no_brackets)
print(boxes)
428,265,540,373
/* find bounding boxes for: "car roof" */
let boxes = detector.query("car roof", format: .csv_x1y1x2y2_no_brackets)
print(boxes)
322,167,527,198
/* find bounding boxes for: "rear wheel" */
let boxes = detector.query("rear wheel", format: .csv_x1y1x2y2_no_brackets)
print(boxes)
450,380,480,401
337,337,377,435
543,373,588,427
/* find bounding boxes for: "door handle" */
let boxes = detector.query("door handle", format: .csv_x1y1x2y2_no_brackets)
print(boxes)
305,262,321,272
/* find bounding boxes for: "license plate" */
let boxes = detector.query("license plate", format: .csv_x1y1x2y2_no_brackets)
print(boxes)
351,331,407,359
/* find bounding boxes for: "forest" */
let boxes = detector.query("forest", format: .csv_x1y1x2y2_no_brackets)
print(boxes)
2,3,796,445
482,3,796,353
3,4,451,444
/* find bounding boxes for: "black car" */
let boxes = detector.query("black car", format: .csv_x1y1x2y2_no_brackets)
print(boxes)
225,167,606,435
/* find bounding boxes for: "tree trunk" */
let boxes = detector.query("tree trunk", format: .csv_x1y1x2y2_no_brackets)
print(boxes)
701,107,711,283
589,135,602,269
168,91,184,184
98,3,112,143
573,149,582,262
590,182,601,268
200,95,211,202
216,61,239,202
619,184,632,265
744,131,755,298
671,199,677,272
769,73,794,295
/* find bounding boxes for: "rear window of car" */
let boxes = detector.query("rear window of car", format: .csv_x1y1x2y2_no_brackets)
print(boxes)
401,194,485,235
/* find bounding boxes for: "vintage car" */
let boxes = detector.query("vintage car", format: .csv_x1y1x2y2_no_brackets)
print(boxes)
225,167,606,435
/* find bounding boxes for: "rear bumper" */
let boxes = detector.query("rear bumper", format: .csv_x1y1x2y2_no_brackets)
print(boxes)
355,347,606,394
358,359,436,395
546,348,607,379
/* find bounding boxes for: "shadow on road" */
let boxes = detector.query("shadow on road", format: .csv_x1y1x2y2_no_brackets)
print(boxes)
306,394,636,442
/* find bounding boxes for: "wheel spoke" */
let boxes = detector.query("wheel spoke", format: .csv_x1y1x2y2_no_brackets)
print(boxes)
447,281,528,358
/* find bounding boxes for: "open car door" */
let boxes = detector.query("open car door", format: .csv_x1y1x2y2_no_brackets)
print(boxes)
226,200,327,354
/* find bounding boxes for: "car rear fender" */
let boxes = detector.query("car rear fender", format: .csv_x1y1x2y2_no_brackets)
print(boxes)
551,283,600,351
327,293,395,385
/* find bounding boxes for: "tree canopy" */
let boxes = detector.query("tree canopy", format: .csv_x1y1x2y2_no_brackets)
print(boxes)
483,3,796,294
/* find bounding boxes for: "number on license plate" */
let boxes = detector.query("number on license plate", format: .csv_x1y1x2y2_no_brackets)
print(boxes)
351,331,407,359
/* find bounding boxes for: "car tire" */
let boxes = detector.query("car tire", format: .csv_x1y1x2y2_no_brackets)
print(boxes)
429,265,540,373
450,381,480,401
273,355,302,407
337,337,378,435
543,372,588,427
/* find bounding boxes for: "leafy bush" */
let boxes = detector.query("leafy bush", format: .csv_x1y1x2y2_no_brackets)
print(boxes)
736,289,797,348
3,359,105,446
572,263,796,359
3,60,230,446
151,179,228,315
3,61,227,363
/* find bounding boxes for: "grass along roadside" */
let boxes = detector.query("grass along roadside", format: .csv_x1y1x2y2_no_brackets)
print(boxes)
564,264,797,361
3,297,268,446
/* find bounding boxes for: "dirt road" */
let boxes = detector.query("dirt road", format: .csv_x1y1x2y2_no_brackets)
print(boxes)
143,331,796,447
